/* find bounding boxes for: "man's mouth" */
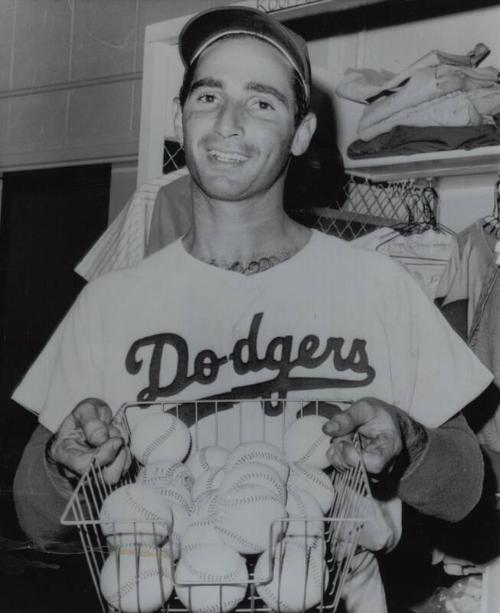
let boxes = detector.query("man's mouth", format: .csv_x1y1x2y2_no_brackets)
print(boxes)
208,149,249,164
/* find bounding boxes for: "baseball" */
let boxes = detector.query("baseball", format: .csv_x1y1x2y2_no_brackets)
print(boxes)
191,467,225,502
225,441,289,482
220,462,287,505
285,487,325,538
99,483,172,547
162,498,191,560
254,537,328,613
174,544,248,613
155,479,193,514
181,518,224,555
190,489,219,522
100,546,174,613
284,415,331,469
214,484,287,555
186,445,230,479
130,412,191,465
138,459,194,491
287,463,335,514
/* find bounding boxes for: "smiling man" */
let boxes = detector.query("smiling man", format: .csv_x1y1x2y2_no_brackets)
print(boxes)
13,6,493,613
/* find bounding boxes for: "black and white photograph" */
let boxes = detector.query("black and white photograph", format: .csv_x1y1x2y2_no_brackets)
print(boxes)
1,1,500,612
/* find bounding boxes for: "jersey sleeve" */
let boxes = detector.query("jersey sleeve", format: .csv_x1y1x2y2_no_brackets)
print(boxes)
12,283,106,433
387,261,492,428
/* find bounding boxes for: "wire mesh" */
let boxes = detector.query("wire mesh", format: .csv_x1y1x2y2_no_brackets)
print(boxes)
162,139,436,242
311,176,437,240
163,140,185,173
61,399,374,613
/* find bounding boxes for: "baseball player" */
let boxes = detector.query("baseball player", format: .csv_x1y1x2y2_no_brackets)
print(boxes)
13,7,492,611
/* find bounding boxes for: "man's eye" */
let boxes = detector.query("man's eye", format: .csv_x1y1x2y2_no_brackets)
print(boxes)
252,99,274,111
198,93,217,103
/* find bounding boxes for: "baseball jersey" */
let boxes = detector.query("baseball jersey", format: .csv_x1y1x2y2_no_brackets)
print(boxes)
13,229,492,448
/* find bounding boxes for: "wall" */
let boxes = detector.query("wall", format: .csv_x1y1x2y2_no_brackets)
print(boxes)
1,1,499,231
0,0,235,174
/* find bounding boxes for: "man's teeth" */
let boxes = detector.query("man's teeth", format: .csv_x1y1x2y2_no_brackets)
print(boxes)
210,150,247,162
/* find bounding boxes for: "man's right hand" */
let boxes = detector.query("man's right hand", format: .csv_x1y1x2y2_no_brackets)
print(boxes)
47,398,130,484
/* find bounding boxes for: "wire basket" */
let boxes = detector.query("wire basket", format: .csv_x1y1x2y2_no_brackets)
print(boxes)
61,399,374,613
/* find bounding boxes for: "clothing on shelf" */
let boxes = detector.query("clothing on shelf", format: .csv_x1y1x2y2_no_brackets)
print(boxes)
352,226,456,301
336,44,491,104
357,74,500,142
75,167,190,281
336,42,500,154
347,115,500,158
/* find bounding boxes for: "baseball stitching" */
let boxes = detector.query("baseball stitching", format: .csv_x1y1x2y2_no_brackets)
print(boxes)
299,435,327,465
140,417,180,464
107,559,171,602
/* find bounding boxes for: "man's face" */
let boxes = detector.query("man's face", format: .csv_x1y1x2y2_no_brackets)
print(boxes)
176,36,306,203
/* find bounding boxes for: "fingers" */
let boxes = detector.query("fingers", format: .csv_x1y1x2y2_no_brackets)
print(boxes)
323,398,403,475
102,445,132,485
322,399,376,437
49,398,125,479
51,432,124,477
326,436,360,471
73,398,114,446
94,437,125,468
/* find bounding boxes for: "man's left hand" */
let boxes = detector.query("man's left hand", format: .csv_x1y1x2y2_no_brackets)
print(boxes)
322,397,403,475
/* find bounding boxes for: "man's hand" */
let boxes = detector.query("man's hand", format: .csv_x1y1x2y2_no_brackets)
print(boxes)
47,398,130,484
322,397,404,475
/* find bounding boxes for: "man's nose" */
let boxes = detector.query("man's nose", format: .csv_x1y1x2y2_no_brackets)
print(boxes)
214,101,243,138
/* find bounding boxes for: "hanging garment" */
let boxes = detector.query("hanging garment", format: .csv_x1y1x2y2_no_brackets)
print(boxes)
352,227,456,301
75,168,190,281
145,173,192,257
437,220,500,451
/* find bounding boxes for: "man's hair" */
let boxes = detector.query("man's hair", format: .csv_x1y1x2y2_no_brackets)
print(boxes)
178,34,309,127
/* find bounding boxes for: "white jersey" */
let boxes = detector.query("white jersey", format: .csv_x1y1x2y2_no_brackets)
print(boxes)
14,229,491,442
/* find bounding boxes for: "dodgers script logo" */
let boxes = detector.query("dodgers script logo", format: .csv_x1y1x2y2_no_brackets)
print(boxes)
125,312,375,418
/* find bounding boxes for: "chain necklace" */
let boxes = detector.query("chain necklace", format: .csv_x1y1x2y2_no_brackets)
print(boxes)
199,247,300,275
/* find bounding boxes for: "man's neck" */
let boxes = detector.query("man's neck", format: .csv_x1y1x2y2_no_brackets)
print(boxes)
183,187,311,274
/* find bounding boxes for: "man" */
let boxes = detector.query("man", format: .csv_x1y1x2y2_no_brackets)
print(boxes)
13,6,492,611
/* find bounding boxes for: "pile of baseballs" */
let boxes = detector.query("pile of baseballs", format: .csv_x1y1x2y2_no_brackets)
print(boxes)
98,412,336,613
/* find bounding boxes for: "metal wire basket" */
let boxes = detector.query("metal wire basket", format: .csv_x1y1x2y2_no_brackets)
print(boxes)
61,399,374,613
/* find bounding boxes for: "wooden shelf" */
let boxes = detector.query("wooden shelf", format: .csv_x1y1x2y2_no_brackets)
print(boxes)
343,146,500,181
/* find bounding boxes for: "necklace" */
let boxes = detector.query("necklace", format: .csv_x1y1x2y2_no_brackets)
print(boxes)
200,247,300,275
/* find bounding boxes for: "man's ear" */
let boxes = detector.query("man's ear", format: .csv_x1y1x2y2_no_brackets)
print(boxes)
291,112,317,157
173,97,184,147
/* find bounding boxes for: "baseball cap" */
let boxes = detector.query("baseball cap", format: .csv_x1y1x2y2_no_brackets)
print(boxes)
179,6,311,103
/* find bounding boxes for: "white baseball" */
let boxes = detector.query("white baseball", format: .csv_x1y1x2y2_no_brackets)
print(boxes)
186,445,230,479
284,415,331,469
190,489,219,522
99,483,172,547
130,413,191,465
225,441,289,482
181,518,224,555
220,462,287,505
156,479,192,514
162,499,191,560
175,544,248,613
100,546,174,613
138,459,194,491
287,463,335,514
191,467,225,502
254,538,328,613
286,487,325,538
214,484,287,555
